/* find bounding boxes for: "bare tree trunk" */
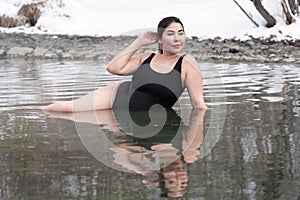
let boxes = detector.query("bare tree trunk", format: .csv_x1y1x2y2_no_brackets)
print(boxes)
294,0,299,15
288,0,297,15
282,0,297,24
253,0,276,27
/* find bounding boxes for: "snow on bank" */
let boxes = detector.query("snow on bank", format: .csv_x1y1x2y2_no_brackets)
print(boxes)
0,0,300,40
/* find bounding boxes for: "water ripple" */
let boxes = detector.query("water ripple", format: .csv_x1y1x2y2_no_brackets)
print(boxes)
202,62,300,105
0,60,299,111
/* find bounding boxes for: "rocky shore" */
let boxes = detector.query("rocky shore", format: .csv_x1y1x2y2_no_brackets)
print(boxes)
0,32,300,64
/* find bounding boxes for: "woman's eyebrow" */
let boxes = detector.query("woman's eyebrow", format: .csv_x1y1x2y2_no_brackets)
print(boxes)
166,29,184,32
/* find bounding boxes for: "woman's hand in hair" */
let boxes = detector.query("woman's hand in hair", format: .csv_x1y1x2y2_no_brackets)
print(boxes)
137,31,157,47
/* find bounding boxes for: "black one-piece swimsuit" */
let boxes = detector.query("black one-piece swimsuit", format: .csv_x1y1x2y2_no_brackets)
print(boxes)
112,53,185,110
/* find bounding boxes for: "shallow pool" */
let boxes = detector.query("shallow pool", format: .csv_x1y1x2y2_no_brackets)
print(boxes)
0,59,299,199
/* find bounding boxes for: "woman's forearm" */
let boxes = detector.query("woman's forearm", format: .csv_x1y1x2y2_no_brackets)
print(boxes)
106,38,142,74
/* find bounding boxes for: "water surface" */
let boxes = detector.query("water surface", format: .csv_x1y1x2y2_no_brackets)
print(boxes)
0,59,300,199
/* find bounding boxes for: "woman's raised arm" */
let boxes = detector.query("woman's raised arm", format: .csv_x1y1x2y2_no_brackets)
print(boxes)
106,31,157,75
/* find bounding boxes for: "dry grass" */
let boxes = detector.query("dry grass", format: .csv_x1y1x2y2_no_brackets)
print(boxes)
0,15,26,28
0,1,46,28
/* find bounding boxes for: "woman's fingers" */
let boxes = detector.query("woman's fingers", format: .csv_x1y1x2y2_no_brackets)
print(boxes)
139,31,157,45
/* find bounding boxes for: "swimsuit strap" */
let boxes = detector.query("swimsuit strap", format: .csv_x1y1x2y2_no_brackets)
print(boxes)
141,53,156,65
173,54,186,73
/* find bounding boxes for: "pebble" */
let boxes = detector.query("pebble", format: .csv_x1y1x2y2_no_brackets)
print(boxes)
0,32,299,64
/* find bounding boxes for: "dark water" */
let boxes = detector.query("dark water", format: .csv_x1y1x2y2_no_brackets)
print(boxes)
0,59,299,199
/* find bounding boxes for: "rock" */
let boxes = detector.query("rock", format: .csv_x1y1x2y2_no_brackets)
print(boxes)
0,49,4,56
245,40,255,46
62,52,74,59
34,47,48,57
44,51,59,59
229,46,240,53
7,47,33,56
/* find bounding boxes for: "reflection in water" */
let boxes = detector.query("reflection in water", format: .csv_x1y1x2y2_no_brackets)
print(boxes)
45,107,207,198
1,59,300,199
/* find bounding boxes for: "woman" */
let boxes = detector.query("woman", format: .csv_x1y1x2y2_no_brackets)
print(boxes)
42,16,207,112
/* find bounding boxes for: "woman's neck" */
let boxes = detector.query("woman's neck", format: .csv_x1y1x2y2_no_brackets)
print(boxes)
161,51,180,58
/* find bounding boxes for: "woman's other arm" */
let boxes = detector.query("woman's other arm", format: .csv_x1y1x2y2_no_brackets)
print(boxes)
183,55,208,110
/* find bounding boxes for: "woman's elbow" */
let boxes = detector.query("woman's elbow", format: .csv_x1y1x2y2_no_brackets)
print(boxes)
193,104,208,110
191,100,207,110
106,67,124,76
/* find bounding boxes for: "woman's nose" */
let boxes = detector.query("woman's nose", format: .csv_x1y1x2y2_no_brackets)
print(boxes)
174,34,179,41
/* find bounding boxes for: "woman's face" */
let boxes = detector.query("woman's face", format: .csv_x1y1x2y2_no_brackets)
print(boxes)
159,22,186,54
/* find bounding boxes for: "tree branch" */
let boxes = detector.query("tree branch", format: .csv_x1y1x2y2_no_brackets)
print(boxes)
233,0,259,27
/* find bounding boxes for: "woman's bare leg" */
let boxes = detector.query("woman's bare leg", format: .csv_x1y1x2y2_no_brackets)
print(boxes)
42,82,120,112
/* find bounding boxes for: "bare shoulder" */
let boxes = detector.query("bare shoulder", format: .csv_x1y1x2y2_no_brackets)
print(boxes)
182,54,201,71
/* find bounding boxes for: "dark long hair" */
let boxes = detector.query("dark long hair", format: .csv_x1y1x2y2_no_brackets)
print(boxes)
157,16,185,54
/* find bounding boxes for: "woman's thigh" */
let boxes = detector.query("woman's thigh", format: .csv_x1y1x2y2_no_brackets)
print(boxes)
73,82,120,111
